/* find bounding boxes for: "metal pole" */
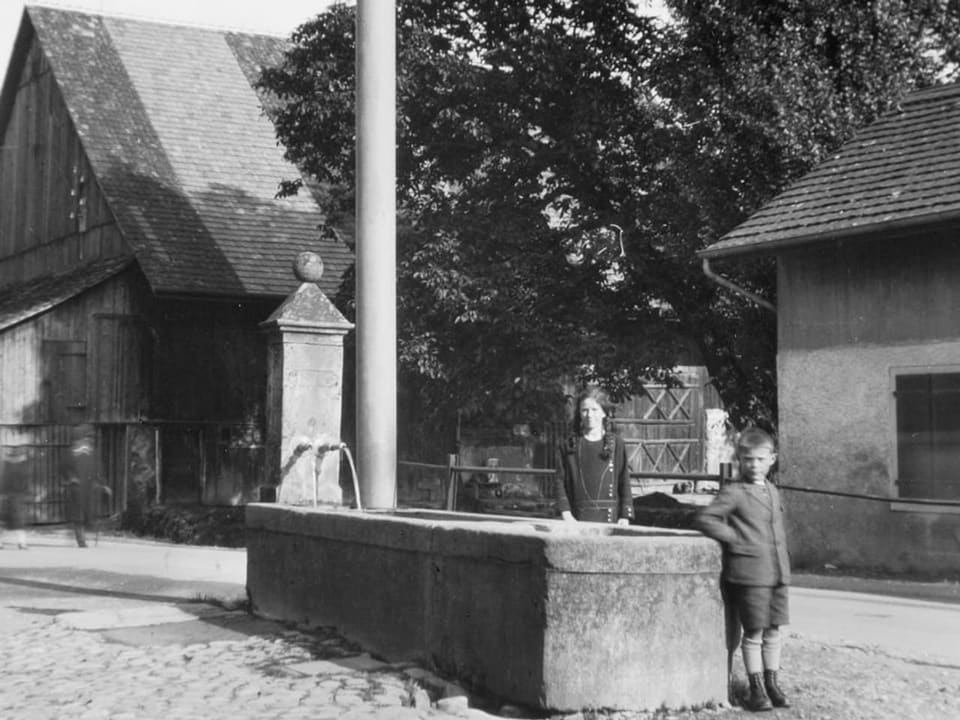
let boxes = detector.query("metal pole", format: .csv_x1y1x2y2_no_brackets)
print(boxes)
356,0,397,509
445,453,458,511
154,427,162,504
122,424,129,512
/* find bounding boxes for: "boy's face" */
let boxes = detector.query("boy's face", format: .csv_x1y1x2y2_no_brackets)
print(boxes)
738,444,777,482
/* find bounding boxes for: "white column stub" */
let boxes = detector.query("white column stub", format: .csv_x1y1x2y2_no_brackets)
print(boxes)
355,0,398,509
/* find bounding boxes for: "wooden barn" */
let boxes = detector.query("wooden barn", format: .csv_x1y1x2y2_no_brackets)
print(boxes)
0,6,350,523
701,82,960,575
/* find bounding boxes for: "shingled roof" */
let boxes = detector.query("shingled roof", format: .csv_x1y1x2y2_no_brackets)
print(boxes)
701,82,960,259
0,256,133,332
10,5,350,298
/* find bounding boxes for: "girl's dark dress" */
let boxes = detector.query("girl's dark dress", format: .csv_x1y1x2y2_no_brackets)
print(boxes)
555,433,634,523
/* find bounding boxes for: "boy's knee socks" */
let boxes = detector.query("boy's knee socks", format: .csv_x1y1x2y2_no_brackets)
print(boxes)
741,633,763,674
762,626,782,671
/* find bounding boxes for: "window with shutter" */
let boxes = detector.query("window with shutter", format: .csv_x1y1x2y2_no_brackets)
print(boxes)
895,372,960,501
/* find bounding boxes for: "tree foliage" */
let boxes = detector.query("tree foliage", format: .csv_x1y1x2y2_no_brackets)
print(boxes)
259,0,960,438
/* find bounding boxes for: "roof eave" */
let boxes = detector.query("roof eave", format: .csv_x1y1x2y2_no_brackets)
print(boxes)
699,207,960,260
0,255,135,333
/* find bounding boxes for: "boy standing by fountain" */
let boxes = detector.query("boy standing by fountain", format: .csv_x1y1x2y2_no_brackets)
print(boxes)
694,427,791,712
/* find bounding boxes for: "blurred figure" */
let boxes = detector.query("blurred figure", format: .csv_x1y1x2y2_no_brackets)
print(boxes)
1,443,31,549
61,424,100,548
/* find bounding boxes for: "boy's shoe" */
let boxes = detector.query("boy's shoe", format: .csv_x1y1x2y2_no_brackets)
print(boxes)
745,673,773,712
764,669,790,708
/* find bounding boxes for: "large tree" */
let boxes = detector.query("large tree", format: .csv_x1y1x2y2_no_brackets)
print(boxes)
259,0,959,439
627,0,960,425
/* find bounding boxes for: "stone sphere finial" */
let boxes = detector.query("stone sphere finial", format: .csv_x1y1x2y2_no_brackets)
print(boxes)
294,251,324,283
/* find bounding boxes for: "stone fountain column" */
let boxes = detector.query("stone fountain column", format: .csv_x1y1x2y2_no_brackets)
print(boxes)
261,252,353,505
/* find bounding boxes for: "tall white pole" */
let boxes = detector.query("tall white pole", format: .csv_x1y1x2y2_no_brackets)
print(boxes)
355,0,397,508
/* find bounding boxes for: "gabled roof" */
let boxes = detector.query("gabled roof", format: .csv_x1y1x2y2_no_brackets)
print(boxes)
4,5,350,298
0,255,133,332
702,82,960,259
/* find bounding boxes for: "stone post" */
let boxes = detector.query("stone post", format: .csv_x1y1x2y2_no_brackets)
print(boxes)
704,408,736,473
261,252,353,505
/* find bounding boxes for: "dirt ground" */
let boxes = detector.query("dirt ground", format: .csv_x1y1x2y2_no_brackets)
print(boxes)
560,629,960,720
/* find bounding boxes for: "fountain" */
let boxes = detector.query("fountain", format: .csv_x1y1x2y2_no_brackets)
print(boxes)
247,503,726,712
246,1,727,712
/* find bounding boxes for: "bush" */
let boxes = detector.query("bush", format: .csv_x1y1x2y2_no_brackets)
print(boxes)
120,505,246,547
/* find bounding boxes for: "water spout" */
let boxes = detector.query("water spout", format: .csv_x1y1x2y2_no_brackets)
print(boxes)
315,441,363,512
341,445,363,512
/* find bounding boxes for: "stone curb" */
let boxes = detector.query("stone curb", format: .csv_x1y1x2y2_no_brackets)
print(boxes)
793,573,960,605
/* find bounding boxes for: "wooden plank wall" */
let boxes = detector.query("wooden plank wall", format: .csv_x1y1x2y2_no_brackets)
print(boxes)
0,273,141,424
0,424,72,524
0,37,123,289
0,423,129,524
779,233,960,352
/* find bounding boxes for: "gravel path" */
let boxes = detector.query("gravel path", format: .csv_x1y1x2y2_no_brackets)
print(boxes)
572,630,960,720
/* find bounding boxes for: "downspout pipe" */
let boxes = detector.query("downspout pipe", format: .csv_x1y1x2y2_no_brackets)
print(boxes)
701,257,776,313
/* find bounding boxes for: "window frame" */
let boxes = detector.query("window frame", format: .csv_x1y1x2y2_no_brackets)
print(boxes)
889,364,960,514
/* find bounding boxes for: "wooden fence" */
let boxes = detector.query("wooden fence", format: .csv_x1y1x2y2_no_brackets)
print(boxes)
0,421,263,524
398,457,733,518
0,424,123,524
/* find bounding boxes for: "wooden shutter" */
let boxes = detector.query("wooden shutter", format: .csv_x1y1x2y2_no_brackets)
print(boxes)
42,340,87,423
896,373,960,500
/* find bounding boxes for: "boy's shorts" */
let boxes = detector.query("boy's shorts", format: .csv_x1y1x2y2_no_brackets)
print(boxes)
725,582,789,631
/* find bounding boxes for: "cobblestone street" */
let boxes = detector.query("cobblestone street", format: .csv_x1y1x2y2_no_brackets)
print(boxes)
0,532,489,720
0,600,465,720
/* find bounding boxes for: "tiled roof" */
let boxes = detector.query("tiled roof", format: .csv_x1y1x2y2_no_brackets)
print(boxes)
0,256,133,332
702,82,960,259
24,6,350,297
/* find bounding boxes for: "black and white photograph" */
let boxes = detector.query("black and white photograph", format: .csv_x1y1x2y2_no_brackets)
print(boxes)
1,1,959,718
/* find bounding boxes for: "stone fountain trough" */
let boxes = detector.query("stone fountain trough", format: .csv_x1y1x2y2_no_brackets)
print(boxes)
246,504,727,712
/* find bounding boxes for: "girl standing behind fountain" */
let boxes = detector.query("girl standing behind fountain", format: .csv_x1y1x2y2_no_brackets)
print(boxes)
555,387,634,525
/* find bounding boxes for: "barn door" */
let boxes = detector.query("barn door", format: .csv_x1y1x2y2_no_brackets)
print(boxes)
611,380,704,475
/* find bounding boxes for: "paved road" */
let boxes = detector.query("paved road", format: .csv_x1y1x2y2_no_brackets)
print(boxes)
791,585,960,666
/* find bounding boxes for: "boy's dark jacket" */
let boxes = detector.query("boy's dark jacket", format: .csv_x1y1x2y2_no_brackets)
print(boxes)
693,481,791,586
